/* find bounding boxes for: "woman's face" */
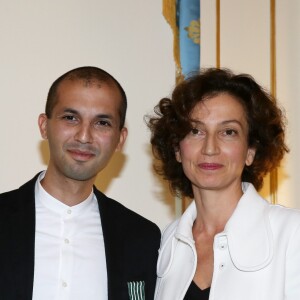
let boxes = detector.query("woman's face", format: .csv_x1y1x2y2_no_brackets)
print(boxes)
175,93,256,193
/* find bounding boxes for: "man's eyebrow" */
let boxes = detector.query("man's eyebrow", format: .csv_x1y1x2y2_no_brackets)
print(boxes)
95,114,114,120
62,109,114,119
62,108,78,114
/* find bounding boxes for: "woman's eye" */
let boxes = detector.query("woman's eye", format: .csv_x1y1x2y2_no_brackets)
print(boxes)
191,128,200,135
224,129,237,136
190,128,205,137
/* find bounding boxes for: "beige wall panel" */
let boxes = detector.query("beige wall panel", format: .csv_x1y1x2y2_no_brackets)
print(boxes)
220,0,270,86
200,0,300,209
276,0,300,208
0,0,175,228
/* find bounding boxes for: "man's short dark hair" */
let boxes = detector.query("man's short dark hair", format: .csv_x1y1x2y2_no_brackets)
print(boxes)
46,66,127,129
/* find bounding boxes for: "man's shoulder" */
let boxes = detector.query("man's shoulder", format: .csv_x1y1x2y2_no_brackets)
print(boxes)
0,188,19,210
0,187,19,199
0,174,39,205
94,187,160,236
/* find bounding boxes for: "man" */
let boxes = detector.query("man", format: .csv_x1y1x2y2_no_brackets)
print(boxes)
0,66,161,300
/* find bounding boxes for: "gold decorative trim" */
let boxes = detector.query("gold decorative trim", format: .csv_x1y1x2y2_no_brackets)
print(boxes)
270,0,278,204
216,0,221,67
162,0,182,80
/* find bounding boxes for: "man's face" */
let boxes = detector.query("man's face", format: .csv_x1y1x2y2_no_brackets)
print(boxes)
39,79,127,183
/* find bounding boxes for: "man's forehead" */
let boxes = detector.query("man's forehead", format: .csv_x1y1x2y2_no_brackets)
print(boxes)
61,77,111,88
55,78,122,107
55,78,120,97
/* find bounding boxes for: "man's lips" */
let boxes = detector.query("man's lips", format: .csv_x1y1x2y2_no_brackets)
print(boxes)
198,163,223,170
67,149,96,161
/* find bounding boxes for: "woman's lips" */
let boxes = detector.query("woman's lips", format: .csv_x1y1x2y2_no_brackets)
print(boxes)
198,163,223,170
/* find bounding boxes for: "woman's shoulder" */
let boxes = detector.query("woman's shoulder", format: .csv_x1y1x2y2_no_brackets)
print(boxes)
268,204,300,243
161,218,180,244
160,200,196,245
269,204,300,224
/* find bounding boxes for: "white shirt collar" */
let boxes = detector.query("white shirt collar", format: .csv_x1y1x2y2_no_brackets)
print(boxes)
35,171,94,218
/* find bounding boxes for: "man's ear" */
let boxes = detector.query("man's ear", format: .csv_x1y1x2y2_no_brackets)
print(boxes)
245,147,256,166
115,127,128,152
38,113,48,139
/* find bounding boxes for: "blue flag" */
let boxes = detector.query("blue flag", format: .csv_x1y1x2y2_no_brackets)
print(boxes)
177,0,200,77
163,0,200,79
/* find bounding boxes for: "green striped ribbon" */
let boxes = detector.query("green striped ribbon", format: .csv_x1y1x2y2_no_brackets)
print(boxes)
127,281,145,300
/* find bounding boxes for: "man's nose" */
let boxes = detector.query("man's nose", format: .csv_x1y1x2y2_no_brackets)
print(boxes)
74,123,93,144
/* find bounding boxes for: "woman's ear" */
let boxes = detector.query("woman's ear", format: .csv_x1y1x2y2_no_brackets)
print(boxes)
175,149,182,163
245,148,256,166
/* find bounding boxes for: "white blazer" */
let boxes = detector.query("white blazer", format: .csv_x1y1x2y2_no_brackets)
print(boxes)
155,183,300,300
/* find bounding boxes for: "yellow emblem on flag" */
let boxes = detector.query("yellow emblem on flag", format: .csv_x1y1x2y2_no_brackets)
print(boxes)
185,19,200,45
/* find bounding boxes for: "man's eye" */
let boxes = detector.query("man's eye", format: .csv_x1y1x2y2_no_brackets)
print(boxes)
97,120,111,127
63,115,76,121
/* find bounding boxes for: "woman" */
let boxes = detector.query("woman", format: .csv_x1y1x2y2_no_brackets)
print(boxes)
147,68,300,299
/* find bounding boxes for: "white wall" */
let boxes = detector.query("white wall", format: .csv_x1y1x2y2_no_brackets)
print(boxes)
1,1,299,230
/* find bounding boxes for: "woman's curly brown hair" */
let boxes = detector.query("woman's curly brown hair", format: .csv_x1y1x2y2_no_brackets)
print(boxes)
147,68,289,198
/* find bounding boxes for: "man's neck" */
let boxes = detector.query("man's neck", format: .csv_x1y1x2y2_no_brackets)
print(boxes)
40,171,95,206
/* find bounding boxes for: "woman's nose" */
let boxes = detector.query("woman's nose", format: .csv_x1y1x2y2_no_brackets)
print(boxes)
201,134,219,155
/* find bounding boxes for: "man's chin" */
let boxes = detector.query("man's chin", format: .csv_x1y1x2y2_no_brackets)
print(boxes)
63,169,98,182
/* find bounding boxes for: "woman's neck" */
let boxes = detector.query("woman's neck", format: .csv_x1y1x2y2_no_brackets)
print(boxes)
192,183,243,235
